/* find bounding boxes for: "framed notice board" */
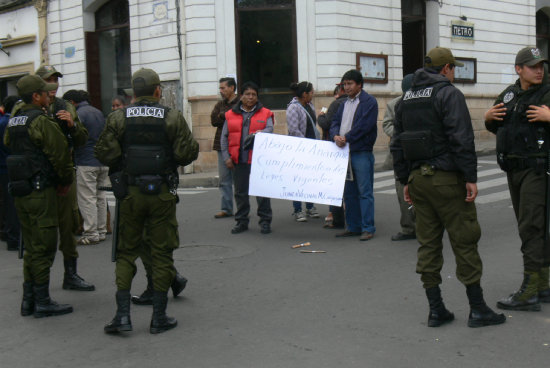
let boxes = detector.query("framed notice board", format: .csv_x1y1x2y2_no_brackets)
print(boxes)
356,52,388,84
454,57,477,84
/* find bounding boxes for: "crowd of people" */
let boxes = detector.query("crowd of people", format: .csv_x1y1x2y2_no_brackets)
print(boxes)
1,44,550,334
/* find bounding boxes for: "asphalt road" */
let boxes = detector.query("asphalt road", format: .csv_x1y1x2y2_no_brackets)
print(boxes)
0,156,549,368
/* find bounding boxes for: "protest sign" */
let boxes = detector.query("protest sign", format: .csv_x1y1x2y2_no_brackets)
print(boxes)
249,133,349,206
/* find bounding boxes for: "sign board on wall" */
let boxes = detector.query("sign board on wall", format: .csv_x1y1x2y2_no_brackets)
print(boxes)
249,133,349,206
451,20,474,41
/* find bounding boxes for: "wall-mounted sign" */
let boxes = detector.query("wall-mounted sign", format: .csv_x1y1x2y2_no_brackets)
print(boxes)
153,1,168,20
451,20,474,41
65,46,76,58
356,52,388,84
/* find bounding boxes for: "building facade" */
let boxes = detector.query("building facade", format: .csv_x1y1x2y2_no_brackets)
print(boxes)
2,0,550,172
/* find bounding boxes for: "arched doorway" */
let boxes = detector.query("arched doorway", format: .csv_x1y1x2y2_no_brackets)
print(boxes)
85,0,131,113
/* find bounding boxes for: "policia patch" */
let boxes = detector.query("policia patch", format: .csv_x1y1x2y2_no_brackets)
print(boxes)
503,91,514,104
126,107,165,118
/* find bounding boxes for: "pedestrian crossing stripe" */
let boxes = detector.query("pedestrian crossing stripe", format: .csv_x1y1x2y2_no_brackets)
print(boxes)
374,164,510,205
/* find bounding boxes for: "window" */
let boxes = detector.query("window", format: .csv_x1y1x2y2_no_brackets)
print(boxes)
537,9,550,59
235,0,297,109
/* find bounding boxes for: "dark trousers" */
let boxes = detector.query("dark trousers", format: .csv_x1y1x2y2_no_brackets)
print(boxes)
0,174,21,246
329,204,345,227
233,163,272,225
507,168,550,271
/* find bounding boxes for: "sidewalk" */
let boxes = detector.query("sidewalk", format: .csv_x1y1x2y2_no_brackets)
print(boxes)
180,140,496,188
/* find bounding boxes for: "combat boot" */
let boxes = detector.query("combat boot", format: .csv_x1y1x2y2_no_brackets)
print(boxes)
150,291,177,334
21,281,34,316
62,258,95,291
104,290,133,333
538,267,550,302
131,275,153,305
171,272,188,298
425,286,454,327
33,282,73,318
465,283,506,327
497,271,541,311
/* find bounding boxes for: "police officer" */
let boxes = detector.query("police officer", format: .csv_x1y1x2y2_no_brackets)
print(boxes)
35,65,95,291
485,46,550,312
96,68,199,334
391,47,506,328
4,75,74,317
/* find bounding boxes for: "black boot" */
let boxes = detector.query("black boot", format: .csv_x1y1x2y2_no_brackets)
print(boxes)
497,271,541,311
62,258,95,291
171,272,188,298
150,291,177,334
466,283,506,328
425,286,454,327
131,276,153,305
104,290,133,333
21,281,34,316
33,282,73,318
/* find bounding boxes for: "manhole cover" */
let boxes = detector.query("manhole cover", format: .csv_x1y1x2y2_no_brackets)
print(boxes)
174,244,256,261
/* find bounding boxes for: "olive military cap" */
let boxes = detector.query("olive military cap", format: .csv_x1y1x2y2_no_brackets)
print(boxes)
35,65,63,79
515,47,548,66
16,75,58,95
131,68,160,90
425,47,464,68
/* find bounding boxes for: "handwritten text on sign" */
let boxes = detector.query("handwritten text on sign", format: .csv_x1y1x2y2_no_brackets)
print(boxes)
249,133,349,206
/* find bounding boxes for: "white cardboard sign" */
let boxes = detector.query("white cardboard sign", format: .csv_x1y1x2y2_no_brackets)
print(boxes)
249,133,349,206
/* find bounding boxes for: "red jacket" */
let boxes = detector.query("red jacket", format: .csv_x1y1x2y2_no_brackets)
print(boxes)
226,107,273,164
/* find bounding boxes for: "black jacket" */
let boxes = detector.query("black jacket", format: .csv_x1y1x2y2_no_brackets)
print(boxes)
391,68,477,184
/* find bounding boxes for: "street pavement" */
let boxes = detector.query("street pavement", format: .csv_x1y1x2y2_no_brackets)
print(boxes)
1,154,549,368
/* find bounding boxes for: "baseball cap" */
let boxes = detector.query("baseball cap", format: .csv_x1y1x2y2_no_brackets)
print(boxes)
515,47,548,66
16,75,58,95
132,68,160,90
35,65,63,79
424,47,464,68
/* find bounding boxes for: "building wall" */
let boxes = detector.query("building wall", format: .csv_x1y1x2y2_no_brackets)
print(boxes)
41,1,544,172
48,0,86,93
0,5,41,95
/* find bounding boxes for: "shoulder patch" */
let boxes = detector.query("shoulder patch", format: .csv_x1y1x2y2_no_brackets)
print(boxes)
8,116,28,127
126,107,165,119
503,91,514,104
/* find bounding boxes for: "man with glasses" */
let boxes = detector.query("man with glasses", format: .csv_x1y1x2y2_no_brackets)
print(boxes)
391,47,505,328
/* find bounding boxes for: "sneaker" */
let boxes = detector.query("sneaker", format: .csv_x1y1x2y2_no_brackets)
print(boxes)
306,207,320,218
293,211,307,222
77,236,100,245
99,234,107,242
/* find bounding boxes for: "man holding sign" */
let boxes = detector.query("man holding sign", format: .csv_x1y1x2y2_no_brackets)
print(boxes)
330,70,378,241
220,82,274,235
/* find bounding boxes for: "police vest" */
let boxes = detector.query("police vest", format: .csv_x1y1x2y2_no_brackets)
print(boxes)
226,107,273,164
399,81,451,161
6,108,56,184
121,103,174,176
496,84,550,157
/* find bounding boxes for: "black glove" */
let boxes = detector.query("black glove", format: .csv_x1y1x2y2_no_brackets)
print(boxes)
243,133,256,150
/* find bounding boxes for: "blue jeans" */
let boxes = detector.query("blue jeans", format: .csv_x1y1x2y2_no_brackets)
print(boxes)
218,151,234,214
293,201,313,213
344,151,375,233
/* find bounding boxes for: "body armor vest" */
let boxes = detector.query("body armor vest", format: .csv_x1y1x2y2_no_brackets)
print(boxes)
121,102,174,176
399,81,450,161
496,84,550,158
6,108,56,185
